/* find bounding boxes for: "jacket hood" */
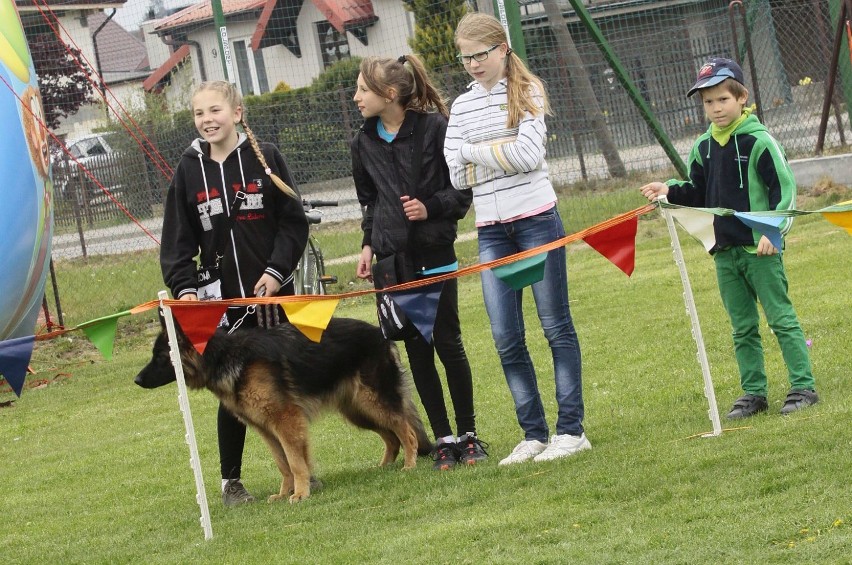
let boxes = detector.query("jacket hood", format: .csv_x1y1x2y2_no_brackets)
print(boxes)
183,132,249,159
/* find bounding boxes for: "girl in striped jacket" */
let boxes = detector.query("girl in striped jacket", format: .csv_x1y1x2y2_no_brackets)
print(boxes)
445,12,590,466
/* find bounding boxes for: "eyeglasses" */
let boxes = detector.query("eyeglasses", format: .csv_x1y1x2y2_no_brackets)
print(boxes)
456,45,500,65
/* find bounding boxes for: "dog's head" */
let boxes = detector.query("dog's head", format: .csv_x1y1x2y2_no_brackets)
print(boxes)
134,319,178,389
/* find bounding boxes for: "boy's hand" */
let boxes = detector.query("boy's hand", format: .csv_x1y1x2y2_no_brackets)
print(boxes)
756,235,779,256
639,182,669,201
254,273,281,297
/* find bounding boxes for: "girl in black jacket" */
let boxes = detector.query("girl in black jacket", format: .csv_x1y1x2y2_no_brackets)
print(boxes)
351,55,487,470
161,81,308,504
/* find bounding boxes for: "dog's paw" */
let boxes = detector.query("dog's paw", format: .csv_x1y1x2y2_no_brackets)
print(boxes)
288,491,310,503
267,494,287,503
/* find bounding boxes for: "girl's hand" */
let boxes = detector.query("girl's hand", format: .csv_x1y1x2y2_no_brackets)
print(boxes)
639,182,669,201
756,235,779,256
400,195,427,221
357,246,374,281
254,273,281,296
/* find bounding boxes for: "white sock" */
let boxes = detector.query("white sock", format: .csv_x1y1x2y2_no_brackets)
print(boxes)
439,435,455,445
222,478,233,492
458,432,475,442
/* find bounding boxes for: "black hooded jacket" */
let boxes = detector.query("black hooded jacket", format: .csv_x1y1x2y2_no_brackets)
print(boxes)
351,110,473,267
161,135,308,300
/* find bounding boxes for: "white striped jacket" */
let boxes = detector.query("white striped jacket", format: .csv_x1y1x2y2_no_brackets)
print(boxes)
444,78,556,224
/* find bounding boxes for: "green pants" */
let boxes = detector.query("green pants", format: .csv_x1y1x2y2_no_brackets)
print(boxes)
714,247,814,397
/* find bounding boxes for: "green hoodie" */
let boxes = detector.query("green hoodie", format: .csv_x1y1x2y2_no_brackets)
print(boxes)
665,113,796,252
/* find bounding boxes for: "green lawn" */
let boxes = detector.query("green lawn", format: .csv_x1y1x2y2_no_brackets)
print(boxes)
1,189,850,564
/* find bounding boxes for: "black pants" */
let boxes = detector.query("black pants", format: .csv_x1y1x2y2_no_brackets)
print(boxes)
219,288,291,480
403,278,476,440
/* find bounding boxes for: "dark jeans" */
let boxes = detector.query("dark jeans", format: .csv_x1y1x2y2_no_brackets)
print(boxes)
403,278,476,439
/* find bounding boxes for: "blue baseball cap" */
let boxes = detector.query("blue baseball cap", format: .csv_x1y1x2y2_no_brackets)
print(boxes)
687,57,745,97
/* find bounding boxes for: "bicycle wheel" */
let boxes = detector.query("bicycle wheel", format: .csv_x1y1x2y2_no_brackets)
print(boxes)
297,238,324,295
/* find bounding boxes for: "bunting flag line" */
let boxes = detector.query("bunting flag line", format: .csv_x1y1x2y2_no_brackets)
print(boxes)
0,335,36,397
582,216,639,276
388,283,443,343
658,200,852,251
282,298,339,342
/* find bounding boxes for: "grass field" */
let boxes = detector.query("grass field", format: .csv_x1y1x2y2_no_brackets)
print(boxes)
1,187,850,564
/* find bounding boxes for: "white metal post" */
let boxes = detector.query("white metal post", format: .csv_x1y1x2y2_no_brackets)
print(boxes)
657,200,723,437
158,290,213,539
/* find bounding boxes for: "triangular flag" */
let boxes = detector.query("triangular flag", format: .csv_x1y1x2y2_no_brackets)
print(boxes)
0,335,36,397
734,212,784,253
389,283,443,343
821,209,852,235
282,299,339,342
583,216,638,276
668,207,717,252
170,303,229,353
492,253,547,290
78,311,130,360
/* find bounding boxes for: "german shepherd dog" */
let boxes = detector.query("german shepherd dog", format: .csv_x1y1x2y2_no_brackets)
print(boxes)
135,313,431,502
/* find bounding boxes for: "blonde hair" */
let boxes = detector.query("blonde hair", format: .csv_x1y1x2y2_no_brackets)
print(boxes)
192,81,298,199
359,55,449,118
454,12,552,128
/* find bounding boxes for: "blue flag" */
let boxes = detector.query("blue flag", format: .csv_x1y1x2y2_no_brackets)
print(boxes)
0,335,35,397
734,212,785,253
390,283,443,343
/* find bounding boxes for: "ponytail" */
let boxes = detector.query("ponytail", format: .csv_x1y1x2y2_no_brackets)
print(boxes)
359,55,448,117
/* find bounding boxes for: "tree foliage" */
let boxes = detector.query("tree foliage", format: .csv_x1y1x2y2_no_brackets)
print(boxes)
26,33,94,130
405,0,469,70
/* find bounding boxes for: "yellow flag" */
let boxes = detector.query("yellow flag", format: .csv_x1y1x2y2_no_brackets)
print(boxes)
282,299,339,342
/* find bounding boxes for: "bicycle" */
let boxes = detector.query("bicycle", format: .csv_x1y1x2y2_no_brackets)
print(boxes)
293,198,339,295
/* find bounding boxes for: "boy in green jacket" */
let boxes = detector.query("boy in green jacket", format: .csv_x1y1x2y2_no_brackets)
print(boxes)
640,57,817,419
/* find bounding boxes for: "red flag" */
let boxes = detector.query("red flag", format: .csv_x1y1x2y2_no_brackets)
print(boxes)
583,216,638,276
170,304,229,354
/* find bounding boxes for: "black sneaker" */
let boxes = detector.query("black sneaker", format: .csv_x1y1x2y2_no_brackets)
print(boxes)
457,433,489,465
222,479,255,506
726,394,768,420
431,442,459,471
780,389,819,415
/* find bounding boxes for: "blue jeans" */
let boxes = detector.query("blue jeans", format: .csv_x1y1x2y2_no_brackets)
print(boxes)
478,209,584,441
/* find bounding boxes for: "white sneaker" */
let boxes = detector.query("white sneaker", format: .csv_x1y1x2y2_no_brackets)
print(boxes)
533,433,592,462
498,439,548,466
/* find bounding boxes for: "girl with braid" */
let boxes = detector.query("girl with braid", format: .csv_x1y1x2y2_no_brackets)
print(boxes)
160,80,308,505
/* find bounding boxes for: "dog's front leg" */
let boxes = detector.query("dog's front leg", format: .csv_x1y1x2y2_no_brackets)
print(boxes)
256,428,294,502
270,406,313,503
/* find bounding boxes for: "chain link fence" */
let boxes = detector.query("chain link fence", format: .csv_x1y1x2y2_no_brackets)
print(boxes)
16,0,851,328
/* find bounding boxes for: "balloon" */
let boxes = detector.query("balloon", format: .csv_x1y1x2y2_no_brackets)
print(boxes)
0,2,53,340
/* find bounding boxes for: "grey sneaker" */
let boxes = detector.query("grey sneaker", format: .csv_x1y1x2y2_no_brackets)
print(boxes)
222,479,255,506
726,394,768,420
780,389,819,415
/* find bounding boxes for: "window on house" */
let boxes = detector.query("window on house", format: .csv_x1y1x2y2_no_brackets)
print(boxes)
316,21,350,68
232,40,270,96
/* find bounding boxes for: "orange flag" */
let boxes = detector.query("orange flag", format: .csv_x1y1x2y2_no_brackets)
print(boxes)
583,216,638,276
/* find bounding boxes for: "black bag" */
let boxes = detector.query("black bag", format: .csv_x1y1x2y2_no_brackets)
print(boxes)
371,251,419,289
376,292,418,341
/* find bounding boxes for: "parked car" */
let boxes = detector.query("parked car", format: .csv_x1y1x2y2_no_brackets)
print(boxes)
55,133,124,208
